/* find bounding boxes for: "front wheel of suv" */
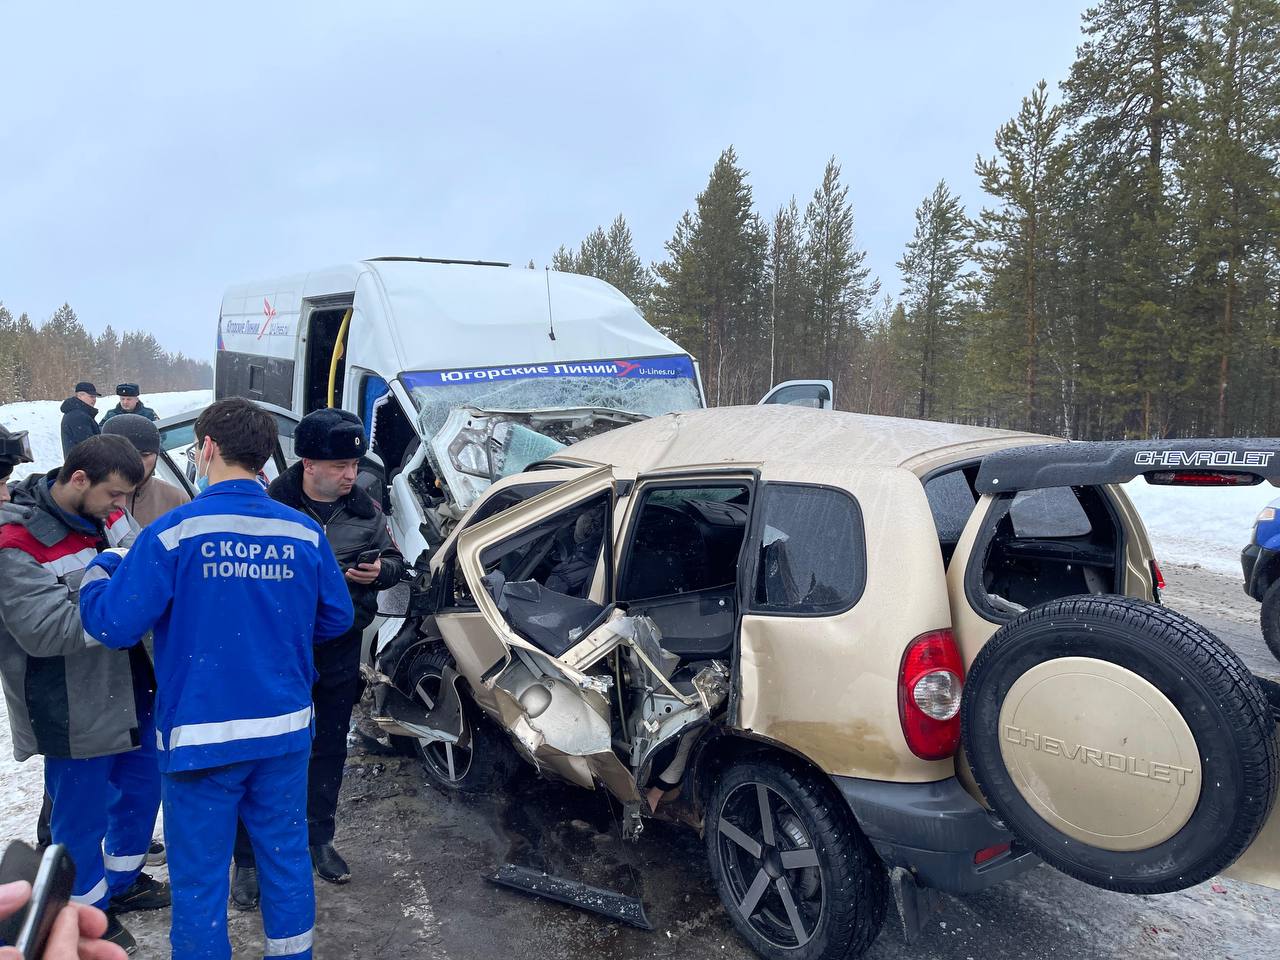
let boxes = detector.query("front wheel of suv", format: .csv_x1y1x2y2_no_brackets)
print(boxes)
705,759,887,960
403,645,520,794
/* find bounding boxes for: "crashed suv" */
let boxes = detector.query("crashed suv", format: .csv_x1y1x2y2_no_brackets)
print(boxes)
371,405,1280,960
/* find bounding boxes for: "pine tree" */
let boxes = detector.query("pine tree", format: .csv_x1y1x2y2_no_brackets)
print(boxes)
552,215,654,308
974,81,1067,431
652,148,769,404
1179,0,1280,433
801,157,879,398
766,198,806,385
897,180,970,419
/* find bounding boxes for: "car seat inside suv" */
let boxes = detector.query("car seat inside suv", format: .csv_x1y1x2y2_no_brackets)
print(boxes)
618,485,750,660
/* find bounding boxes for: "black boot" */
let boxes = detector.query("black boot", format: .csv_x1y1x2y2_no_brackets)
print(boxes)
103,911,138,955
310,843,351,884
230,864,260,911
109,872,171,913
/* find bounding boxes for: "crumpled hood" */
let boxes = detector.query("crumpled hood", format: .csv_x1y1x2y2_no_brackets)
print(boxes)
60,396,99,419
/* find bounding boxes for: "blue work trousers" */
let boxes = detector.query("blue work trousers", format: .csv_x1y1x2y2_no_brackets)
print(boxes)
43,693,160,909
162,748,314,960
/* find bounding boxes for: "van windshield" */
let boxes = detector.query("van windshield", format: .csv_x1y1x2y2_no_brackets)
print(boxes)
402,355,703,438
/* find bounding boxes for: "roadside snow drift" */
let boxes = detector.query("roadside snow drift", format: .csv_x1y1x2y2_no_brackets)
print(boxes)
1,390,211,482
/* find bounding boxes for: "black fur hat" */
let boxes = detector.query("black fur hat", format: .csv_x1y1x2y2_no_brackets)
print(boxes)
295,408,367,461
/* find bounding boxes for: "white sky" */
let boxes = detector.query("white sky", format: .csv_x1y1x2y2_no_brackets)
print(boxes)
0,1,1083,363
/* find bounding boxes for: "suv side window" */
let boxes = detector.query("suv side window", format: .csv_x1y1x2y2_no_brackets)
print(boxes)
752,484,866,615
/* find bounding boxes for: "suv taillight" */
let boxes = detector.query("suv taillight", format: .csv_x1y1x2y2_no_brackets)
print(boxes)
899,629,964,760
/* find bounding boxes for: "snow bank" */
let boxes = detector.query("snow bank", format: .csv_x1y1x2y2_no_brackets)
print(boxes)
1121,479,1278,578
0,390,211,481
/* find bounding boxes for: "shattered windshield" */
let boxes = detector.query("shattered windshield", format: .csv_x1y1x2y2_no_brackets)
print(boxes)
402,355,703,438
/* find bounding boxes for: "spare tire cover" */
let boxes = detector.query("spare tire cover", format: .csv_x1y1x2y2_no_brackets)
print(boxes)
962,595,1278,894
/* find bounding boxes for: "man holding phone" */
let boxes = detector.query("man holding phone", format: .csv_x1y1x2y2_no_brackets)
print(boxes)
231,408,404,908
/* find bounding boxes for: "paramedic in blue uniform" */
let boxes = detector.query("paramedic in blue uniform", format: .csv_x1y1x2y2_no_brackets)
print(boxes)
231,408,405,908
79,398,354,960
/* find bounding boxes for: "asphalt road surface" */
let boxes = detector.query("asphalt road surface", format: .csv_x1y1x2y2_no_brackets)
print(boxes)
117,561,1280,960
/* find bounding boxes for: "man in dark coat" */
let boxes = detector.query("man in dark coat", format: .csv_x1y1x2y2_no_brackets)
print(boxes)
101,384,159,424
59,381,102,456
231,408,404,909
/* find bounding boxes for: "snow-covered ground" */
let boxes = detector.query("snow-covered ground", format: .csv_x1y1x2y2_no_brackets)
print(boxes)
1,389,211,483
1121,478,1277,577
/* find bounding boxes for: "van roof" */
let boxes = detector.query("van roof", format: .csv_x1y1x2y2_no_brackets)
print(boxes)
219,258,689,377
556,405,1058,477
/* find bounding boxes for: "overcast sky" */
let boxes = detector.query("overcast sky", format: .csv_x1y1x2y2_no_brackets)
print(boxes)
0,2,1083,364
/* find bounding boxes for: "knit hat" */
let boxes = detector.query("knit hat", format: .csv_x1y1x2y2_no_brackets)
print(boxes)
295,408,366,461
102,414,161,455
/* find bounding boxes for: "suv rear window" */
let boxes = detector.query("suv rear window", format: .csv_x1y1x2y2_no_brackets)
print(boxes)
1009,487,1092,538
752,484,865,615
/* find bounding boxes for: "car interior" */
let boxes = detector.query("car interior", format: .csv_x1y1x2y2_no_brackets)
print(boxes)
979,485,1121,611
477,484,752,665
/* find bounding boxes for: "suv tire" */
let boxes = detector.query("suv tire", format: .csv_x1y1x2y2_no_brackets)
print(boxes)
404,645,520,794
1259,579,1280,663
963,595,1278,894
705,759,886,960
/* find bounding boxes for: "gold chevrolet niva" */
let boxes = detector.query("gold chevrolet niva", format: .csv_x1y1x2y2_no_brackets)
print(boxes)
370,405,1280,960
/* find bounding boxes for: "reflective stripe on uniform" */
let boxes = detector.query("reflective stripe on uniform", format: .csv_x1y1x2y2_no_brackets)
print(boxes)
157,514,319,551
41,547,97,577
167,706,313,751
264,927,314,957
80,564,111,585
156,728,165,751
70,876,109,905
103,851,147,872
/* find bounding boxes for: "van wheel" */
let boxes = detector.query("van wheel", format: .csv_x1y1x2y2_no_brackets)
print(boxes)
963,595,1279,894
404,646,519,794
706,760,886,960
1259,579,1280,663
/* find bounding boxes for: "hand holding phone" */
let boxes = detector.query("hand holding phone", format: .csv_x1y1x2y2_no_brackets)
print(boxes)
0,842,75,959
356,549,381,566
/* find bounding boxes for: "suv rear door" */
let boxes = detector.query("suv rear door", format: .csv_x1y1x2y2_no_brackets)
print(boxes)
945,438,1280,894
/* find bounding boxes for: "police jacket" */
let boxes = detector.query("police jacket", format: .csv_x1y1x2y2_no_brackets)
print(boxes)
102,402,159,424
0,473,138,761
59,397,100,456
268,463,404,636
79,479,354,773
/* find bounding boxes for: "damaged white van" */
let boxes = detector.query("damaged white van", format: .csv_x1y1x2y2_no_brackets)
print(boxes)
214,256,829,567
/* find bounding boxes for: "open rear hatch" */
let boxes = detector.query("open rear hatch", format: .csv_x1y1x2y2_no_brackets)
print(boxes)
957,438,1280,894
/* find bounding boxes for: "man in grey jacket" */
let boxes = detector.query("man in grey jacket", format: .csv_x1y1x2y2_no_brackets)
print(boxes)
0,435,168,955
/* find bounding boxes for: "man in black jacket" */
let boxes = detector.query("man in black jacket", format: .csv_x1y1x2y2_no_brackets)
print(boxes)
59,382,102,456
232,408,404,908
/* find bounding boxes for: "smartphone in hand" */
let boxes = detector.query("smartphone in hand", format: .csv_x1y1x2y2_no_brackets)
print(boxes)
0,841,76,959
355,549,380,566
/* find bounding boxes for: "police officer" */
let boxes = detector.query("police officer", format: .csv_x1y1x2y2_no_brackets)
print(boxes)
79,398,354,960
101,384,159,424
231,409,404,908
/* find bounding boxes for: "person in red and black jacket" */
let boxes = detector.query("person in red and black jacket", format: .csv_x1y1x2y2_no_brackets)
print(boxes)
0,436,166,955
